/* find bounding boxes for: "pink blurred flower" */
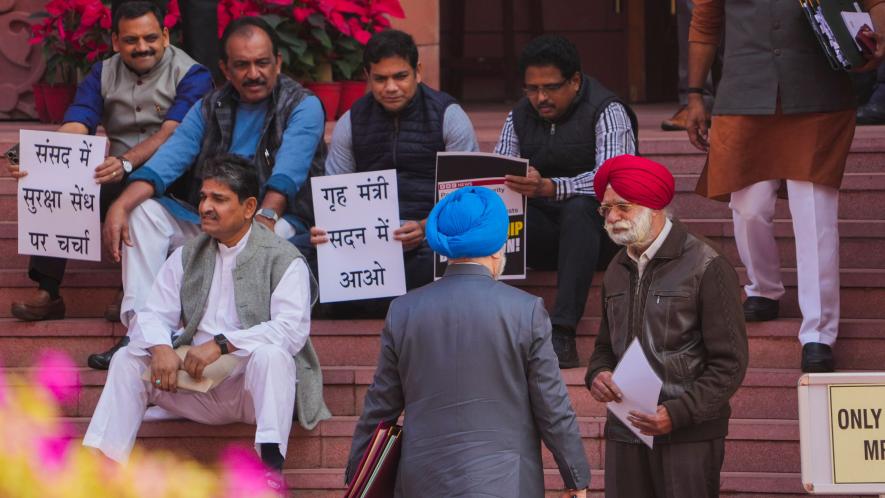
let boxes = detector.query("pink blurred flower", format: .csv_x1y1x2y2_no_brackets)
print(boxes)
36,433,73,471
35,350,79,402
165,0,181,29
221,446,281,497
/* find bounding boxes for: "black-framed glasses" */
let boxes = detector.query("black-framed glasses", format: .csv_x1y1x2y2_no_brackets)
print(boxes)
523,79,569,97
597,202,635,217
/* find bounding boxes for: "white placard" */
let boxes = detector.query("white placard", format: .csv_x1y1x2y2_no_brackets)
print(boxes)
17,130,106,262
607,338,664,448
311,169,406,303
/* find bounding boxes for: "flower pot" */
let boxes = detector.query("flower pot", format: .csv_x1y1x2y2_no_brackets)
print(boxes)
336,80,367,119
32,84,50,123
305,81,342,122
36,83,77,124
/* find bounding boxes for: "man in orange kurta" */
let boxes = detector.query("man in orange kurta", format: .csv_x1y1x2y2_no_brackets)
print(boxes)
685,0,885,372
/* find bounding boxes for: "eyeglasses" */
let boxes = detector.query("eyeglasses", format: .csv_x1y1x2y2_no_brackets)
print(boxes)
597,202,635,217
523,79,569,97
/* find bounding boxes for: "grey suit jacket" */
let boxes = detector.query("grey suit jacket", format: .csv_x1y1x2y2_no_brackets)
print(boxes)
346,263,590,497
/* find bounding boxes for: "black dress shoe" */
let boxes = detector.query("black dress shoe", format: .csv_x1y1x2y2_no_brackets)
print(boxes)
552,328,580,369
802,343,834,373
87,336,130,370
857,102,885,125
743,297,779,322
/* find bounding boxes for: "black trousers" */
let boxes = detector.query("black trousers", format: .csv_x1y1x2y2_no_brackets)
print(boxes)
604,438,725,498
526,196,616,332
28,182,124,285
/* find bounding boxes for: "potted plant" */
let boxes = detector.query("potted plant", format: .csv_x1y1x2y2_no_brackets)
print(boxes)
29,0,112,123
326,0,405,118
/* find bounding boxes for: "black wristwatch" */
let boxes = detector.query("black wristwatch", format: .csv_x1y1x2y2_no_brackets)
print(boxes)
214,334,230,354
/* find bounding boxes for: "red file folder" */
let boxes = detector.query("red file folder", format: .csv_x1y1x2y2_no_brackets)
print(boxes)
344,422,402,498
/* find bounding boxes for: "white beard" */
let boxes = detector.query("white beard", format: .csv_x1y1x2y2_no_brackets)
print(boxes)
494,253,508,280
605,207,654,248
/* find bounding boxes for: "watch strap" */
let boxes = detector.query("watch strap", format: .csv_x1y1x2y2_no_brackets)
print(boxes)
214,334,230,354
257,208,280,222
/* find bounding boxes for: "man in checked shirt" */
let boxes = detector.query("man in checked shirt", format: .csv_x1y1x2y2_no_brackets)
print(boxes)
496,35,638,368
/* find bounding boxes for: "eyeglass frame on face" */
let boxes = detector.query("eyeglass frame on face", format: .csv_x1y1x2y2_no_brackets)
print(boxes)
523,79,569,97
597,202,635,217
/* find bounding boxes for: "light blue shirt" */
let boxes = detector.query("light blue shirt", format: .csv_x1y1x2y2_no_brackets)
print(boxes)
130,94,324,228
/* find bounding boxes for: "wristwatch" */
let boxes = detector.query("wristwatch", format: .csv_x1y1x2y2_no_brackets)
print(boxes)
256,208,280,222
117,156,133,174
213,334,230,354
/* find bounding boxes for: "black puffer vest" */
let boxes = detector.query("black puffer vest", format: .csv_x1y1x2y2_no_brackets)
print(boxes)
350,83,456,221
168,75,327,225
512,75,638,178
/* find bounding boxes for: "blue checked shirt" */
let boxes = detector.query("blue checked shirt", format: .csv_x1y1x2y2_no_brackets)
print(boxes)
494,102,636,200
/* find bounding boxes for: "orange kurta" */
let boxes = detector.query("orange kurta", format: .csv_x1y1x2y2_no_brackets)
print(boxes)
696,108,856,200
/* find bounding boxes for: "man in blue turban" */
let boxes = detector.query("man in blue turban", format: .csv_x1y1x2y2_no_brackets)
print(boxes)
346,186,590,498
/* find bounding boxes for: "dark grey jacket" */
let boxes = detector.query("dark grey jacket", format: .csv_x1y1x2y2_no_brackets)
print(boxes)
714,0,854,115
586,220,749,444
346,263,590,497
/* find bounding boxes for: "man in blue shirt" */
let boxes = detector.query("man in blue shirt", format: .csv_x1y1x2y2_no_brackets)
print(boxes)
7,1,212,325
90,16,326,370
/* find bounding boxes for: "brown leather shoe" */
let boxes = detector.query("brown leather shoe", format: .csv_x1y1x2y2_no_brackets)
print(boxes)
103,289,123,322
11,289,65,321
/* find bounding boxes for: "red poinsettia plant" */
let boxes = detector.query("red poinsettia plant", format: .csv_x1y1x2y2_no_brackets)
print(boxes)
181,0,406,81
30,0,113,85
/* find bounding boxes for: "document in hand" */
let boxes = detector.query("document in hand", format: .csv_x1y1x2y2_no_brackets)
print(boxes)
607,338,663,448
140,346,241,393
799,0,874,70
344,422,403,498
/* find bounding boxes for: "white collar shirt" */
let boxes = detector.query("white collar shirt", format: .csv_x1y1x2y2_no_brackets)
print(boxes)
129,227,312,358
627,218,673,279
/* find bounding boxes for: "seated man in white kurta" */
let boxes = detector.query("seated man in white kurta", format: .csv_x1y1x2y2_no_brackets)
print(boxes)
83,154,330,483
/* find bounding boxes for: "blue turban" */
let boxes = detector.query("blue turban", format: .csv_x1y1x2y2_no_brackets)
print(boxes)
425,186,509,259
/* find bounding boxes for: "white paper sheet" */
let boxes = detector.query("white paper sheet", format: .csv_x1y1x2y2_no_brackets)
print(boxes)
17,130,106,262
841,11,874,51
311,169,406,303
607,338,664,448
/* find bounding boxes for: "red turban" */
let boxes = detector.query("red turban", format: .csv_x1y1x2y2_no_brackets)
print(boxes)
593,154,675,209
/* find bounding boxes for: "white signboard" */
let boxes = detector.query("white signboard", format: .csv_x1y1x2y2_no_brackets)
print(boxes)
799,372,885,494
311,169,406,303
17,130,106,262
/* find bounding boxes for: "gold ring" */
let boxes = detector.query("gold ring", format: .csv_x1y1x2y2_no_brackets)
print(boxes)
113,170,118,176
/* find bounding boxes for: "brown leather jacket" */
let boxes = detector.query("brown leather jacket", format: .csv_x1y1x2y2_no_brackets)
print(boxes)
585,220,748,444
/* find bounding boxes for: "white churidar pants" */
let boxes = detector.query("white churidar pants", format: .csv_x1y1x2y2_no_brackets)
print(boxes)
119,199,296,327
729,180,840,346
82,344,297,463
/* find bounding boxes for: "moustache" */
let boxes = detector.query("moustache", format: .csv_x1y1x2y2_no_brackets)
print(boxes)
243,78,266,87
605,220,632,231
201,212,218,221
131,50,156,58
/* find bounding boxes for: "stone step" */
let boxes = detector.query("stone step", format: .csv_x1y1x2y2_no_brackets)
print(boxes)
3,364,803,421
3,219,885,271
2,316,883,370
287,469,843,497
2,267,884,320
60,416,802,474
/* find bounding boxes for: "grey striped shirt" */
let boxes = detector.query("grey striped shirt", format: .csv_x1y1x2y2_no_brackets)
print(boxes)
494,101,636,200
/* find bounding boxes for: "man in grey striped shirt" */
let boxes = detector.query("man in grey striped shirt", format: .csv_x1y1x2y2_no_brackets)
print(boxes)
496,35,637,368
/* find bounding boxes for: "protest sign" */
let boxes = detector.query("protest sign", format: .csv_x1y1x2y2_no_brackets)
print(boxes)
434,152,528,280
17,130,107,262
311,169,406,303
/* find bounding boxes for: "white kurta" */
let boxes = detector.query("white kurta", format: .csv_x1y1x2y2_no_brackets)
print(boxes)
84,227,312,462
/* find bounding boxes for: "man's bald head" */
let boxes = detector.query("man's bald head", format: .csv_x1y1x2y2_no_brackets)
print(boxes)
220,17,280,62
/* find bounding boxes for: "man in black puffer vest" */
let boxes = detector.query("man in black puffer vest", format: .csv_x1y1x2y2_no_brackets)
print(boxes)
496,35,639,368
309,30,479,317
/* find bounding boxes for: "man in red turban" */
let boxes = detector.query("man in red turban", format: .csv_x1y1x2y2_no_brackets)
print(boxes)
586,154,748,497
